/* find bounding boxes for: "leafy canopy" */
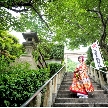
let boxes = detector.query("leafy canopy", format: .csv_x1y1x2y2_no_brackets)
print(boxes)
1,0,108,50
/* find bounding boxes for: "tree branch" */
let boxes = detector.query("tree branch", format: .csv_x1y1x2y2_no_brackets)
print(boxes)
30,4,52,32
87,0,104,25
9,7,29,13
88,16,99,19
105,17,108,24
98,0,102,11
0,1,32,7
0,1,52,32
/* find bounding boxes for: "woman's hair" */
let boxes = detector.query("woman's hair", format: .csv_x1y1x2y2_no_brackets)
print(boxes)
78,56,84,62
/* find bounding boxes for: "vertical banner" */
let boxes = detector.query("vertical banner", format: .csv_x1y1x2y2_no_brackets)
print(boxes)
91,41,104,70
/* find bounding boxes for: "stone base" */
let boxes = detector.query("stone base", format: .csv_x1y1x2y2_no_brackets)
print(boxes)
14,54,37,70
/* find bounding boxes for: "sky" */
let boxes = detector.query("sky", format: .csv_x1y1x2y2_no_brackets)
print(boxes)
10,31,25,44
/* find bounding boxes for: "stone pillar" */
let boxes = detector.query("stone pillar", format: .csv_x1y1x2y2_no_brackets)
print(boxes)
98,71,105,87
36,92,42,107
43,80,52,107
94,69,99,83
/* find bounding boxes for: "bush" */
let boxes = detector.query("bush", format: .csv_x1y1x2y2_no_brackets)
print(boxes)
48,63,63,77
90,61,95,67
67,58,77,72
104,61,108,67
0,63,50,107
50,44,64,59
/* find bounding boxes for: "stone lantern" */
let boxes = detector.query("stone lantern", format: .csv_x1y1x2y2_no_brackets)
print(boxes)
22,32,39,55
14,31,39,70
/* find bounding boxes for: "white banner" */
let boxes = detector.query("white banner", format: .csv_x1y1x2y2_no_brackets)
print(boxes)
91,41,104,70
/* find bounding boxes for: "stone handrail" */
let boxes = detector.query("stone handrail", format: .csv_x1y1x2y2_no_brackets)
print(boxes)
20,64,66,107
88,65,108,91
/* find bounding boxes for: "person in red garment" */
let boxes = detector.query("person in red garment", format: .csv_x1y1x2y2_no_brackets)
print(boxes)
70,56,94,98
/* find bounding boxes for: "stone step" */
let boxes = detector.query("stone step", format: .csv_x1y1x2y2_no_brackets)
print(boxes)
57,93,108,98
65,72,73,75
62,82,99,86
61,82,100,86
59,85,101,90
63,78,94,81
53,72,108,107
53,103,108,107
57,90,105,95
62,79,95,83
55,98,108,103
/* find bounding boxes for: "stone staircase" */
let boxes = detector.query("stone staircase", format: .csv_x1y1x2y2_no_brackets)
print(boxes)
53,72,108,107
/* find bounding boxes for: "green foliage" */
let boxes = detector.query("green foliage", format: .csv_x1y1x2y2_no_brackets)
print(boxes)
48,63,62,77
33,43,64,62
33,42,53,61
0,7,25,31
67,58,78,72
0,30,24,57
0,30,24,71
0,63,50,107
104,61,108,67
100,48,108,61
86,46,93,65
1,0,108,51
90,61,95,67
49,44,64,59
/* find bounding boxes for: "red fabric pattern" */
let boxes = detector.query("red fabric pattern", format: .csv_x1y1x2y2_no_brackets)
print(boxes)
69,62,94,95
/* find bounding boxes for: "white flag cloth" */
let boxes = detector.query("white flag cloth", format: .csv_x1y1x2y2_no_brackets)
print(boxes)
91,41,104,70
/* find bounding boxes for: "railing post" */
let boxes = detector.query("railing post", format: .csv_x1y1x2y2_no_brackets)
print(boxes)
92,68,95,78
106,72,108,84
29,100,34,107
54,75,58,94
90,66,94,78
57,69,65,91
87,66,90,75
52,74,58,105
43,80,52,107
93,69,99,83
98,70,105,87
35,92,42,107
48,80,53,107
57,73,61,90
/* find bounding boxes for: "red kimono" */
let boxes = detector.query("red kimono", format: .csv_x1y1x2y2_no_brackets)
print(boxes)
70,62,94,95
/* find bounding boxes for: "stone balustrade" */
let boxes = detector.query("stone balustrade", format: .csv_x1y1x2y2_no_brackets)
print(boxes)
88,66,108,90
21,65,66,107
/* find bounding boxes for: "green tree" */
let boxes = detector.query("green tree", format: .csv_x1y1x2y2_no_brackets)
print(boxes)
67,58,78,72
1,0,108,52
86,46,93,65
0,30,24,71
45,0,108,50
